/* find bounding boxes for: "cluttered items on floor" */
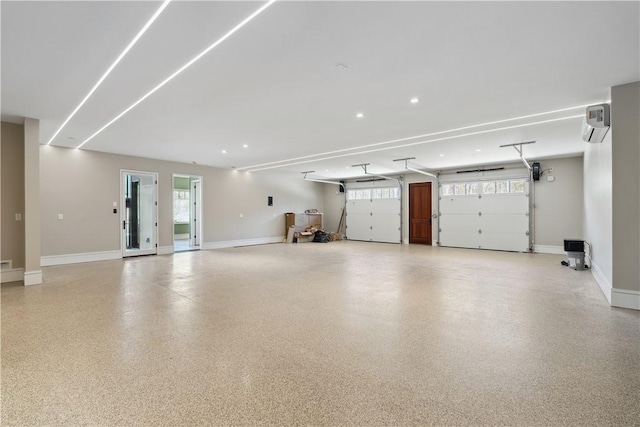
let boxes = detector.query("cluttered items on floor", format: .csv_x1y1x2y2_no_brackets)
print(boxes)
285,211,343,243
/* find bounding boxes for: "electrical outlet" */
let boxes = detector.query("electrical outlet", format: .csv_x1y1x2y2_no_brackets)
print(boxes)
15,213,22,221
57,214,64,220
239,213,244,218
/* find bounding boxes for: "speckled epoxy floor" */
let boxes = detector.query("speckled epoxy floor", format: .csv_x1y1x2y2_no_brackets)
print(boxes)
2,242,639,426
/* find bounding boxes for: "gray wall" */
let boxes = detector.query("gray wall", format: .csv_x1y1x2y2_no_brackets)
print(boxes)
532,156,584,247
1,122,26,269
611,81,640,293
322,185,346,233
40,146,324,256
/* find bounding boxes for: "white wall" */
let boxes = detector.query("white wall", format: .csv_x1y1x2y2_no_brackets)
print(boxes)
40,146,325,258
583,130,613,297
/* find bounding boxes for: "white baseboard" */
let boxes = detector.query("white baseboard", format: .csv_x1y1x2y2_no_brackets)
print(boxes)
24,270,42,286
1,268,24,283
533,245,565,255
611,288,640,310
402,238,409,245
591,261,612,304
203,236,284,250
158,246,174,255
41,250,122,267
173,234,189,240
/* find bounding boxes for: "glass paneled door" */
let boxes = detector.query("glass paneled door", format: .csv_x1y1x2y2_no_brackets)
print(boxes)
122,170,158,257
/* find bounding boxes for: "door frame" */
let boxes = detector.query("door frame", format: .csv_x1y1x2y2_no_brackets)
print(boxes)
409,181,433,245
172,173,203,251
120,169,158,257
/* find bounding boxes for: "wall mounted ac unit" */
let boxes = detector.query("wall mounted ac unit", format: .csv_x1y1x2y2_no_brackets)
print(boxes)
582,103,610,143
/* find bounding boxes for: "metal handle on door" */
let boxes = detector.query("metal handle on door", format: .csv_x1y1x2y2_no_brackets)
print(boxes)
123,220,126,230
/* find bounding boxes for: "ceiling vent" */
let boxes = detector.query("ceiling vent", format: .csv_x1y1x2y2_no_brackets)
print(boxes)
582,104,610,143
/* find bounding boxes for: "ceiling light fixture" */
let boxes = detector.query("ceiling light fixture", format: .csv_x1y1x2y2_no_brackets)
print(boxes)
245,114,583,172
76,0,277,149
439,154,445,157
242,144,249,148
221,150,228,154
475,149,482,152
356,112,364,118
47,0,172,146
410,97,419,104
236,101,603,171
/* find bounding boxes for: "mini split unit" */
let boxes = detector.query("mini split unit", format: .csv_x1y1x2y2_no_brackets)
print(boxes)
582,103,610,143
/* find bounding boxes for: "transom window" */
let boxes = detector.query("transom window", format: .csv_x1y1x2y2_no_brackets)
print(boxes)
347,187,400,200
441,179,526,196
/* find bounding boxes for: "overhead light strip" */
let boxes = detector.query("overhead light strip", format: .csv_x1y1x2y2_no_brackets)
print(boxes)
236,102,600,171
47,0,172,146
246,114,583,172
76,0,277,149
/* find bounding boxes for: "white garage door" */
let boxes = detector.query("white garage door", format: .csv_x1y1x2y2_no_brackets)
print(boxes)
439,178,530,252
346,186,401,244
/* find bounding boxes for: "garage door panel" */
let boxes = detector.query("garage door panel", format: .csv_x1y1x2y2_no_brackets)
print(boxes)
440,230,481,249
371,199,401,214
439,214,480,232
439,178,530,252
480,195,528,214
440,197,480,214
481,232,529,252
345,187,401,244
482,214,528,232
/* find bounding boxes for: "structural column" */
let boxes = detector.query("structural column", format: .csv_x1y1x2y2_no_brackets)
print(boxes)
23,118,41,286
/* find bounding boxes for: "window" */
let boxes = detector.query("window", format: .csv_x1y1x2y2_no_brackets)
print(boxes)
496,180,509,194
466,183,479,195
454,183,466,196
173,190,190,223
441,184,454,196
482,181,496,194
509,179,525,193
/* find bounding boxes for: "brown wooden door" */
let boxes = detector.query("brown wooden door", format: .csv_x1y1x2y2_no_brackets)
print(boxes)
409,182,432,244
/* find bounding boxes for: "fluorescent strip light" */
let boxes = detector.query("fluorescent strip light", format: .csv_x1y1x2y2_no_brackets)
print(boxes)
246,114,583,172
236,102,599,171
77,0,277,149
47,0,172,145
304,178,345,188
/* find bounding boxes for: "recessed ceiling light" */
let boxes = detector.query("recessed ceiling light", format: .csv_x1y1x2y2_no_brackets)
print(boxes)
439,154,445,157
410,97,419,104
242,144,249,148
475,149,482,152
346,166,350,169
221,150,227,154
356,112,364,118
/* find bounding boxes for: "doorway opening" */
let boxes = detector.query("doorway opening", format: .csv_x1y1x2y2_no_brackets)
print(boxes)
409,182,432,245
172,174,203,252
121,170,158,257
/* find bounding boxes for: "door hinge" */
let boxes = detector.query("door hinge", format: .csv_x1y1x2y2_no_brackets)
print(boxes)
155,243,158,248
155,201,157,206
155,222,157,227
155,180,158,185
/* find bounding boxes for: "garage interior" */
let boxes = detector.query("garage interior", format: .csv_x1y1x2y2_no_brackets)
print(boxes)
1,1,639,425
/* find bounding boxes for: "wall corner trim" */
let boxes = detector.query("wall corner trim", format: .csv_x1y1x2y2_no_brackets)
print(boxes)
23,270,42,286
41,250,122,266
1,268,24,284
203,236,284,250
611,288,640,311
591,261,612,304
533,245,565,255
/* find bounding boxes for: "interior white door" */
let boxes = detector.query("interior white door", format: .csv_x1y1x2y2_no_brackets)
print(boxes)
190,180,200,247
122,170,158,257
439,179,530,252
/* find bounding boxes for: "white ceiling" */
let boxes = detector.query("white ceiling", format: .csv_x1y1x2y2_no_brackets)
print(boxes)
2,1,638,180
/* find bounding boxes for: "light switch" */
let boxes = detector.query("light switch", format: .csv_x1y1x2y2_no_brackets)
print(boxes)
113,201,117,207
546,175,555,182
57,214,64,220
15,213,22,221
